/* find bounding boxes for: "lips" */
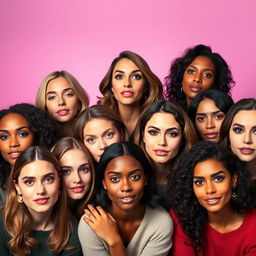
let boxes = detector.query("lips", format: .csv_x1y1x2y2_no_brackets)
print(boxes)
154,150,169,156
189,86,201,93
34,197,49,205
8,151,22,159
118,195,135,204
121,91,134,98
204,133,218,140
57,109,69,116
239,148,255,155
69,185,85,193
204,197,221,206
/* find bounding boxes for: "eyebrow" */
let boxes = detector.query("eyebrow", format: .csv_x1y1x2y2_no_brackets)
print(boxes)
189,65,214,72
147,126,179,131
107,169,141,175
46,88,74,95
113,69,141,74
0,126,30,133
21,172,56,180
193,170,225,179
196,111,223,115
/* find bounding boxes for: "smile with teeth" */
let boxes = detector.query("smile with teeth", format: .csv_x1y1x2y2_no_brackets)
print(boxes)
8,151,22,159
205,197,221,205
57,109,69,116
118,195,135,204
121,91,134,98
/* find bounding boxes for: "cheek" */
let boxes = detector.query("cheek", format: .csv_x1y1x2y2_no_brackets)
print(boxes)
196,122,205,133
81,172,92,186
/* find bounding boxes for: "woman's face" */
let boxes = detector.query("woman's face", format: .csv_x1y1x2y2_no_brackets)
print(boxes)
0,113,34,166
195,98,225,142
143,112,182,164
229,110,256,162
193,158,237,214
83,118,122,162
102,155,147,211
59,149,92,200
14,160,59,219
182,56,215,105
45,77,80,123
111,58,145,107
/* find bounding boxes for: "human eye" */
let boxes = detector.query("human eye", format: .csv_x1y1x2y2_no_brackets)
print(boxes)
79,165,90,174
196,116,206,122
47,95,56,101
85,137,96,144
114,74,123,80
214,175,225,183
24,178,34,186
130,174,140,181
64,91,75,97
44,175,55,184
233,126,243,134
0,134,9,141
187,69,195,75
110,176,120,183
167,131,179,137
61,168,71,176
193,179,205,186
131,73,143,80
105,131,114,139
18,131,30,138
214,113,225,120
147,129,158,136
203,73,213,78
251,128,256,134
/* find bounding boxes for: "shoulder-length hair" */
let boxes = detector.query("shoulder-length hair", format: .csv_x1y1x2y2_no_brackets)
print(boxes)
0,103,62,190
220,98,256,148
4,146,72,256
73,105,128,141
169,140,253,253
36,70,89,113
133,100,198,163
51,137,96,217
164,44,235,104
188,89,234,122
95,142,159,208
97,50,163,112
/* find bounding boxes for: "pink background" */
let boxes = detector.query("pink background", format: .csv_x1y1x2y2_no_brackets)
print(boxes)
1,0,255,109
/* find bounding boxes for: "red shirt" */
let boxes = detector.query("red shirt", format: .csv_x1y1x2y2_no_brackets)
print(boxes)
170,209,256,256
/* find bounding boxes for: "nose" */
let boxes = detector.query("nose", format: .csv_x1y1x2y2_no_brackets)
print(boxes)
73,171,82,184
36,182,46,195
205,181,216,194
58,95,66,106
158,134,167,146
9,136,20,148
121,178,132,192
124,76,132,88
99,138,108,151
206,117,215,129
244,131,253,145
193,73,202,84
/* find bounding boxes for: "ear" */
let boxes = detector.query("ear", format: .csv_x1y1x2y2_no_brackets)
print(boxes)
102,179,107,190
232,174,238,188
14,180,21,195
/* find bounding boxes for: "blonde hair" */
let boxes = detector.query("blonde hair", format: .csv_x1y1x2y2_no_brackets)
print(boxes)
4,146,72,256
97,51,163,113
36,70,89,113
51,137,96,217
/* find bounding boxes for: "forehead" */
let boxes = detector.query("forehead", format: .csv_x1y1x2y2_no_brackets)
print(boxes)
190,56,215,70
0,113,30,129
83,118,116,134
60,148,89,164
193,158,228,176
145,112,180,129
18,160,57,179
231,110,256,127
46,77,73,92
113,58,140,72
105,155,143,174
197,98,220,113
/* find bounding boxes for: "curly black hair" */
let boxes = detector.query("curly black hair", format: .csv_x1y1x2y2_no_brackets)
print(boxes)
0,103,62,190
164,44,235,110
169,140,254,253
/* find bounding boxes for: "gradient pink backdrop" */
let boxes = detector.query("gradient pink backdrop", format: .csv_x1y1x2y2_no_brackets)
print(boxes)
1,0,255,109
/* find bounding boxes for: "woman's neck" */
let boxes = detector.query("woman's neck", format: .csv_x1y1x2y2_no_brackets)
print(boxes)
117,103,141,135
207,204,243,233
61,119,75,137
154,162,170,184
30,209,54,231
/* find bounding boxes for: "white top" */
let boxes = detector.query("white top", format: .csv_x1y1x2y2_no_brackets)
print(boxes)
78,206,173,256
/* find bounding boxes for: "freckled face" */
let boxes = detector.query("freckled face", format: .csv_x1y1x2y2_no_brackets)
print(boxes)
59,149,92,200
46,77,80,122
182,56,215,105
14,160,59,218
193,158,237,214
195,98,225,142
143,113,182,164
83,118,122,162
229,110,256,162
0,113,34,166
102,155,147,212
111,58,145,107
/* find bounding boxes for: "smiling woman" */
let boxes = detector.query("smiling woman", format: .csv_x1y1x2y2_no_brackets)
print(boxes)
78,142,173,256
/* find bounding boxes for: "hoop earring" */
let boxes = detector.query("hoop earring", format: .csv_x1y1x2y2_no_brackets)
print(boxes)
17,194,23,204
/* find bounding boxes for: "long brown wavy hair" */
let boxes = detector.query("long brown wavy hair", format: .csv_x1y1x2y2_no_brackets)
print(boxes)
4,146,72,256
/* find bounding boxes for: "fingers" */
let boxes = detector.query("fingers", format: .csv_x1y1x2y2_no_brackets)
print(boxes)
83,204,107,224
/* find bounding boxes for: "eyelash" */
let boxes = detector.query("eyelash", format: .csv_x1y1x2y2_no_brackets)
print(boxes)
187,69,212,78
147,129,179,137
114,73,142,80
193,176,225,186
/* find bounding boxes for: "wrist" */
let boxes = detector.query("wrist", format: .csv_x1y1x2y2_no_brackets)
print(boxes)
107,235,123,248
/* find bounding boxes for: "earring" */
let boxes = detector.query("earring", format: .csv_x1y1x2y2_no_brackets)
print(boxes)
17,194,23,204
180,87,183,93
103,186,107,191
232,190,237,200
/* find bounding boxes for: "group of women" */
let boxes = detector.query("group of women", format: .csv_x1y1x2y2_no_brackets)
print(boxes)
0,44,255,255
